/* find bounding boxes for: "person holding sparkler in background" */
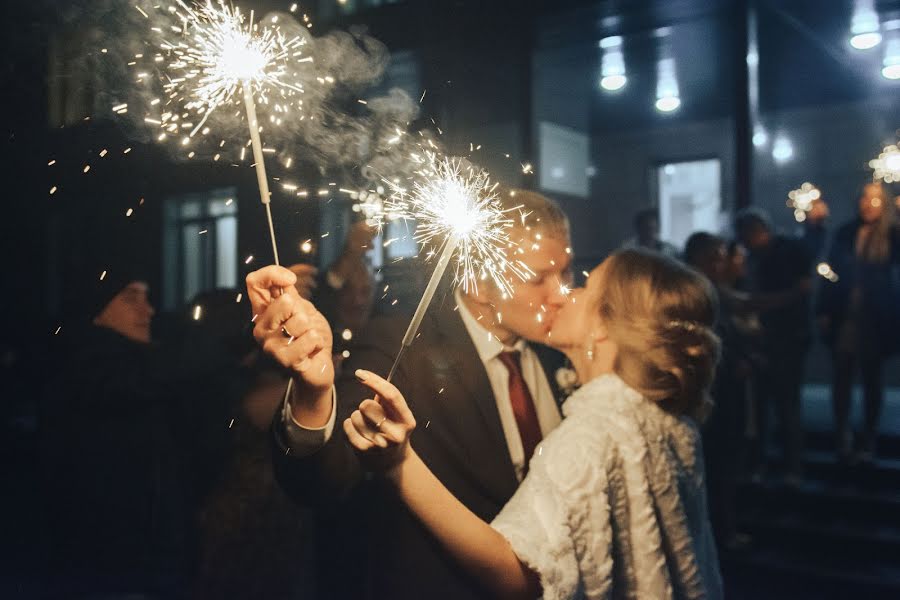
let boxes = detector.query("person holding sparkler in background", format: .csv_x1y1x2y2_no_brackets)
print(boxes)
246,188,572,600
816,181,900,464
734,208,814,487
345,249,723,600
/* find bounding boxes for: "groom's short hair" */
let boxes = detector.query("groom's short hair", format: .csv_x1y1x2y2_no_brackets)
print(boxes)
495,187,570,243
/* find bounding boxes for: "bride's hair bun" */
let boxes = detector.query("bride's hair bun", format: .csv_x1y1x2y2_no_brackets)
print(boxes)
599,249,721,421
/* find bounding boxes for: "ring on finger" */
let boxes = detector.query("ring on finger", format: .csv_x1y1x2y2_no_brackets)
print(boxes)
374,416,387,431
281,325,295,344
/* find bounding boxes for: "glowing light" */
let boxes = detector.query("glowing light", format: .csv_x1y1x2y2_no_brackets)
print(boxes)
817,262,839,283
384,154,532,296
869,144,900,183
193,305,203,320
380,154,533,383
772,136,794,163
787,182,822,222
849,0,882,50
300,239,313,254
882,37,900,79
599,36,627,92
655,57,680,113
144,0,307,139
752,129,768,148
341,329,353,341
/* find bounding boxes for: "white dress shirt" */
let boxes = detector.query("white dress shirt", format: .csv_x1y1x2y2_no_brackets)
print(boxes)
280,290,561,480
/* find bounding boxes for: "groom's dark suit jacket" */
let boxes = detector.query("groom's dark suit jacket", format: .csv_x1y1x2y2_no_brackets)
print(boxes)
272,296,566,599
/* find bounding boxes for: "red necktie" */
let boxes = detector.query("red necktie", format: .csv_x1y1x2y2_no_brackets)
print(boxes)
497,351,543,469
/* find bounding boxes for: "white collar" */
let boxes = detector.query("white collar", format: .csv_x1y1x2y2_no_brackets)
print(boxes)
454,289,527,363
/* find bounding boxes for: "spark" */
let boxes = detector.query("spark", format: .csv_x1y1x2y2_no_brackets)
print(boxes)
193,305,203,320
49,186,58,195
54,326,62,335
341,329,353,341
244,254,254,264
138,0,309,145
378,155,533,382
126,208,134,217
787,182,822,222
235,292,243,302
869,144,900,183
817,262,839,283
383,154,532,296
47,159,56,166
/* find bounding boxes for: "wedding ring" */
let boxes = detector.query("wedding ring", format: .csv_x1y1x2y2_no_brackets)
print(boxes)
281,326,295,344
375,417,387,431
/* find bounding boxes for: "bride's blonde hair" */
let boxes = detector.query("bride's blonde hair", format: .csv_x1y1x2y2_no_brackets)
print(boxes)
598,249,720,421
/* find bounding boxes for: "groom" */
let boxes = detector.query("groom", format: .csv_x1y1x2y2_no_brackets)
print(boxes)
247,188,573,599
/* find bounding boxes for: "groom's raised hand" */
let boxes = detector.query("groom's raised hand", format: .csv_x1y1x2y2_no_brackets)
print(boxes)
246,266,335,424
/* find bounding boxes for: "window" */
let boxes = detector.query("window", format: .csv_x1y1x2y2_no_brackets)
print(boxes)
162,189,238,310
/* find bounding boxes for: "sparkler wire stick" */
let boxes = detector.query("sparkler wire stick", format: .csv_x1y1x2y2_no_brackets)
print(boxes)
242,82,280,265
386,237,459,382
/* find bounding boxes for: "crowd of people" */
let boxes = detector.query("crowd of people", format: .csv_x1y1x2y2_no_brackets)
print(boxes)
29,181,899,599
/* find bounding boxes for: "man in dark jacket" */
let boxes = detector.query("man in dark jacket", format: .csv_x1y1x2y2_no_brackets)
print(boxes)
248,189,572,599
735,208,814,486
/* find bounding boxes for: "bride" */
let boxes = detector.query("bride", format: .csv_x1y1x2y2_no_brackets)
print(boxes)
344,249,724,599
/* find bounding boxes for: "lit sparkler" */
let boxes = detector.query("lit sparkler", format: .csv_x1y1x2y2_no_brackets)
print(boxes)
869,144,900,183
140,0,310,264
787,182,822,222
817,262,839,283
381,154,531,381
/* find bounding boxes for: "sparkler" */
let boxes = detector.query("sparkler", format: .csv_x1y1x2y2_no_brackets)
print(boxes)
817,262,839,283
141,0,310,265
787,182,821,222
381,155,531,381
869,144,900,184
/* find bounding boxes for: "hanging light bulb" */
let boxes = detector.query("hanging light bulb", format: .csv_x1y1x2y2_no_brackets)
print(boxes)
772,135,794,163
655,56,681,113
850,0,882,50
882,34,900,79
599,36,627,91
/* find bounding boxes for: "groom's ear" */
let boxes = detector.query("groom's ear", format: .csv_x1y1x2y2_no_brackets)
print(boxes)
461,286,493,308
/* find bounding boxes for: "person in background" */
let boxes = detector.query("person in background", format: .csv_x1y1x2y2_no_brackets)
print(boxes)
799,197,830,261
816,182,900,464
40,261,189,599
622,207,681,258
734,208,813,487
290,220,377,372
684,232,751,550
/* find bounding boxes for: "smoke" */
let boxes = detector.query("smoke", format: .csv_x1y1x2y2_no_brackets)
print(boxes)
58,0,442,186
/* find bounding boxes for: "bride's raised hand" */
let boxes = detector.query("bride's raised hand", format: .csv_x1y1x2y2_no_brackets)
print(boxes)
344,369,417,472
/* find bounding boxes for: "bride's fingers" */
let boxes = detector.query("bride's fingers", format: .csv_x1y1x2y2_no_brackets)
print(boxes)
343,416,376,451
355,370,416,428
359,399,406,443
350,410,387,448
